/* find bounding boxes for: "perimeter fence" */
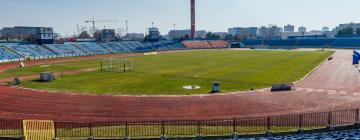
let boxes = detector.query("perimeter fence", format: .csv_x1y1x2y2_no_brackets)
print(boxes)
0,109,359,139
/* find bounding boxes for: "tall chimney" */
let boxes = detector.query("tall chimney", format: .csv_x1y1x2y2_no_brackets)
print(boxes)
191,0,195,39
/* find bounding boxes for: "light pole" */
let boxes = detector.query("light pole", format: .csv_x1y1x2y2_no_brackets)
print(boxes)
125,20,129,35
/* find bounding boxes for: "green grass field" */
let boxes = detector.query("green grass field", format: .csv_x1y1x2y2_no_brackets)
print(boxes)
1,50,333,95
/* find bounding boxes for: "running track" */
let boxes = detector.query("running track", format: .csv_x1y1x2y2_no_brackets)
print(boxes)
0,50,359,122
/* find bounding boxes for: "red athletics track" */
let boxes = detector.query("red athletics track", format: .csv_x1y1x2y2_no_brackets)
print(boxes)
0,49,359,122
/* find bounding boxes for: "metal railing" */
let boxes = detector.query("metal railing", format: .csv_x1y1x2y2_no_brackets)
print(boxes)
1,108,360,139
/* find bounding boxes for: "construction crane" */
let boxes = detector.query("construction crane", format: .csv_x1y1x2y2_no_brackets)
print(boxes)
85,17,118,33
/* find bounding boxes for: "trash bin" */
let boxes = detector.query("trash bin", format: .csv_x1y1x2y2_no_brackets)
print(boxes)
40,72,55,82
212,82,220,93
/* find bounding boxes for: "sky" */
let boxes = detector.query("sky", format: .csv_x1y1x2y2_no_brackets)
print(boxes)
1,0,360,37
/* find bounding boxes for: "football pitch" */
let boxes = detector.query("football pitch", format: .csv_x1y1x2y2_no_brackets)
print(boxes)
2,50,333,95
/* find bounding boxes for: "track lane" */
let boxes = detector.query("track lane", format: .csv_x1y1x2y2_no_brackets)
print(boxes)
0,50,359,121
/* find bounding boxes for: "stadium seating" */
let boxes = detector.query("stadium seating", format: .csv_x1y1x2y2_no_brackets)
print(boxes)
295,38,333,47
121,41,158,52
331,38,360,48
6,38,360,62
208,41,229,48
99,43,127,53
182,41,229,49
3,43,42,57
26,44,55,56
0,46,19,60
77,42,110,54
0,41,187,62
44,44,85,56
145,41,185,51
239,38,360,49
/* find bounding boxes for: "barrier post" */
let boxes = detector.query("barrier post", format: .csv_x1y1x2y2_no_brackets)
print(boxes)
357,108,360,122
233,117,236,133
266,116,272,137
20,120,24,140
298,114,304,133
54,122,58,140
232,117,238,139
88,122,93,140
327,111,333,131
100,60,103,71
355,108,360,128
160,121,166,140
196,120,202,139
125,122,129,140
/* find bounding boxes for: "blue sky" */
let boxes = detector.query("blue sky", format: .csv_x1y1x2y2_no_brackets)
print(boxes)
1,0,360,37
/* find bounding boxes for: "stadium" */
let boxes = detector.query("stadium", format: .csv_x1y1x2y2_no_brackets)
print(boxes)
0,39,359,139
2,0,360,140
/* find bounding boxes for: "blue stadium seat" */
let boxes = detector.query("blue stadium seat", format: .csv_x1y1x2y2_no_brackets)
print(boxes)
0,46,19,60
331,38,360,48
0,41,185,62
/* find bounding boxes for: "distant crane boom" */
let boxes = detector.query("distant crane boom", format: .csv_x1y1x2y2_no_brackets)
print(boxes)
85,17,118,33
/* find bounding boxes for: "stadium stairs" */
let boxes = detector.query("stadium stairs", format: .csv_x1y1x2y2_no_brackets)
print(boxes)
40,45,58,55
97,43,114,53
119,42,135,52
71,44,88,54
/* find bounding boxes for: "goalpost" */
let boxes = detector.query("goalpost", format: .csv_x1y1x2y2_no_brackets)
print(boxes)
101,58,134,72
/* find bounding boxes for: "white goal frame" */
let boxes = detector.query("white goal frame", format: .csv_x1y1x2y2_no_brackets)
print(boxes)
101,58,134,72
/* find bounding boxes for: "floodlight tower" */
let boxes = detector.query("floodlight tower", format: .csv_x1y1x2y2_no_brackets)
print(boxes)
190,0,195,39
125,20,129,35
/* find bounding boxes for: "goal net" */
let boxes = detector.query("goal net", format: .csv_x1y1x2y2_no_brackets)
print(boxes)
101,58,134,72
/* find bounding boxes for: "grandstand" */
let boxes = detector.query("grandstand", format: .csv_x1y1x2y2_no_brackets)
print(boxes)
6,37,360,62
5,38,360,62
0,47,19,61
182,40,229,49
238,38,360,49
1,40,359,139
0,41,186,62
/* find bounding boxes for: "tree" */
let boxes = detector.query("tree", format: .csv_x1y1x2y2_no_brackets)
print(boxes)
93,30,101,41
182,34,191,40
235,34,248,41
26,34,37,43
225,34,233,40
78,31,91,39
205,32,220,40
356,28,360,35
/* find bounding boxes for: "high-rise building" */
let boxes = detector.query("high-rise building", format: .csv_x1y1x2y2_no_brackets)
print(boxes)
145,27,160,42
228,27,258,38
169,30,191,39
298,26,307,33
0,26,54,44
258,26,282,39
168,29,206,39
284,24,295,32
123,33,144,41
322,27,330,32
212,32,228,39
334,22,360,33
97,29,115,42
